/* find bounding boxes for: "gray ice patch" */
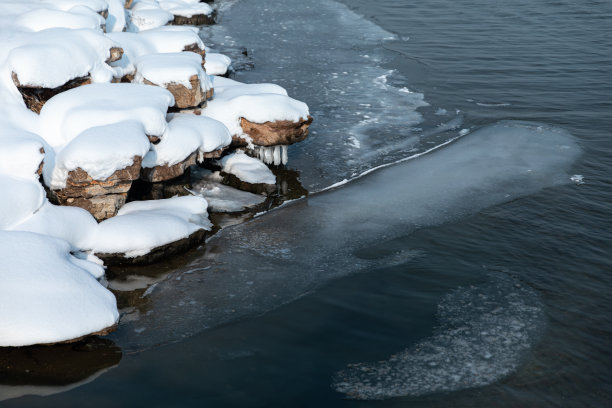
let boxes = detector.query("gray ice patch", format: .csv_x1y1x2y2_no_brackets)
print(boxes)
333,276,545,399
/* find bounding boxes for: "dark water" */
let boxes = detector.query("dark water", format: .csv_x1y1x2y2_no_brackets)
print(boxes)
2,0,611,406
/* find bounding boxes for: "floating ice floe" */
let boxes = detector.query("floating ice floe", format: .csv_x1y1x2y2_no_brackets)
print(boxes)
0,231,118,347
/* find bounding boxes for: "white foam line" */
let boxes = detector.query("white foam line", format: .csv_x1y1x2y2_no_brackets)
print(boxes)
319,135,463,193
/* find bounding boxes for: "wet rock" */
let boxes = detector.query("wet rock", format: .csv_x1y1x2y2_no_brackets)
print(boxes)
237,115,313,147
220,171,276,195
12,73,91,114
96,228,207,266
51,157,142,221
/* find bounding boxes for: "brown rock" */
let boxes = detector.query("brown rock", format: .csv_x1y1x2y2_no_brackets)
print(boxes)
183,42,206,68
220,172,276,195
198,146,227,161
140,152,197,183
96,228,207,265
171,12,216,26
52,157,142,221
12,73,92,114
238,116,313,147
106,47,124,64
142,75,206,109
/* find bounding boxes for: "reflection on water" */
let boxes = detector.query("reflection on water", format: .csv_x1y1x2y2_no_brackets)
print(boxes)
0,338,121,402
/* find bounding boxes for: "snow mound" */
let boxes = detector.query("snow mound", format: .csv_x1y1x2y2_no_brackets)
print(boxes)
143,113,231,168
107,27,204,76
0,176,45,230
38,83,173,148
10,201,98,253
91,195,212,257
46,121,151,189
204,52,231,76
220,151,276,185
0,129,45,179
127,1,173,32
158,0,213,18
133,51,205,89
107,0,128,32
5,28,118,88
14,7,105,32
0,231,118,347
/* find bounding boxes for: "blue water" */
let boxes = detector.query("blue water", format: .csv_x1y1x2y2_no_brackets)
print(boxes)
1,0,611,406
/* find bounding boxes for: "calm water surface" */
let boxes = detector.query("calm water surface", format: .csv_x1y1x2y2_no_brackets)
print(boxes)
1,0,610,406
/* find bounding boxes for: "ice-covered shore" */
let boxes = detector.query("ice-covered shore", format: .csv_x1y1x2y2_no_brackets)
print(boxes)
0,0,311,346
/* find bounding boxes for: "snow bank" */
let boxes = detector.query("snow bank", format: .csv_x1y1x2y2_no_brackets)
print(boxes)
127,1,174,32
0,231,117,347
0,129,45,179
220,151,276,185
47,121,151,189
202,77,309,138
107,0,127,32
14,8,105,32
38,83,173,148
91,196,211,257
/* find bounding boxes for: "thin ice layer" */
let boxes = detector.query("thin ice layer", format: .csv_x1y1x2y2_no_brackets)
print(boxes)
109,121,580,351
333,276,545,399
0,231,117,347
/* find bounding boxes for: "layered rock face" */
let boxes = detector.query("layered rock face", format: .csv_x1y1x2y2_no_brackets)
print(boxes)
12,74,92,114
239,116,313,146
49,157,143,221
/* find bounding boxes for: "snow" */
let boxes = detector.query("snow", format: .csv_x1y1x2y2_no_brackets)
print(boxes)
127,1,174,32
46,121,151,189
14,7,105,32
10,201,99,254
106,0,127,32
202,77,309,139
219,151,276,185
133,51,205,89
38,83,173,148
0,130,45,179
0,176,45,230
0,231,117,347
204,52,231,76
142,113,231,168
157,0,213,18
91,196,212,257
4,28,118,88
107,28,204,76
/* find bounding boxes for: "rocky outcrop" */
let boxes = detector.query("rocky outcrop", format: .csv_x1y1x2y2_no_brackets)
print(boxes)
183,43,206,68
50,157,142,221
236,115,313,147
171,11,216,26
12,73,92,114
96,228,207,265
141,152,197,183
143,75,207,109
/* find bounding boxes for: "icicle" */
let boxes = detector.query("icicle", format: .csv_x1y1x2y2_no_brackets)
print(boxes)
281,145,289,165
273,145,282,166
264,146,274,164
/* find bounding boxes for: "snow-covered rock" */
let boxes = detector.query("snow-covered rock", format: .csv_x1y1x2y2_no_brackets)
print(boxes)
220,151,276,186
204,52,231,76
0,231,118,347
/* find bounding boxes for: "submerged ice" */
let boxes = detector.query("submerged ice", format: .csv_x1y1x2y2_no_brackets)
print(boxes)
110,121,580,352
333,276,545,399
